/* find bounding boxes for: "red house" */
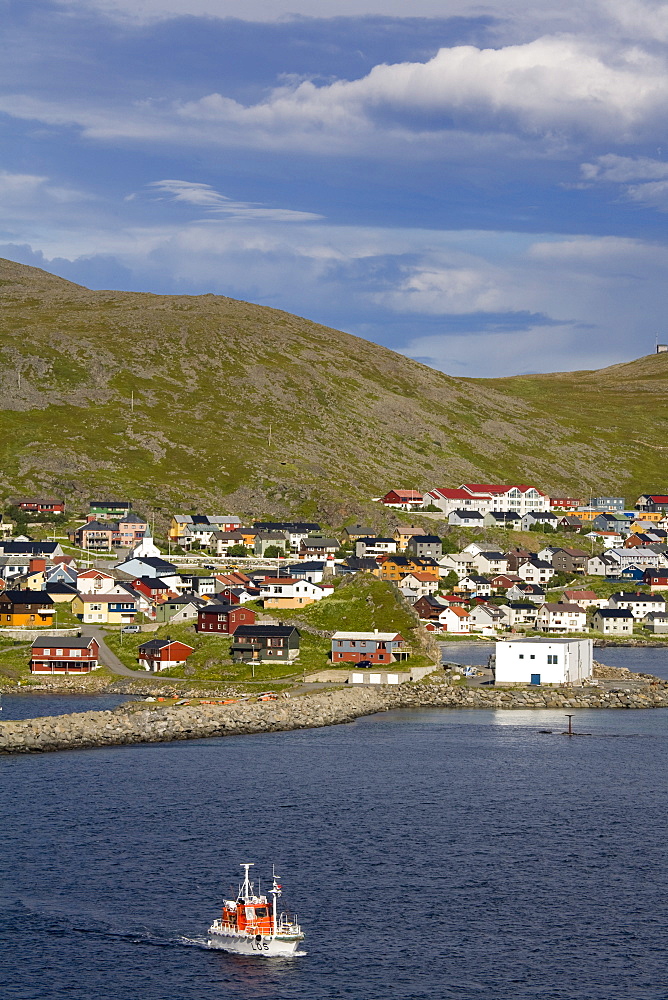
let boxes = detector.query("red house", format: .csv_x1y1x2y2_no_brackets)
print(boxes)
132,577,175,602
137,637,194,672
550,497,583,510
30,635,99,673
197,603,256,634
18,499,65,514
380,490,424,509
216,586,240,604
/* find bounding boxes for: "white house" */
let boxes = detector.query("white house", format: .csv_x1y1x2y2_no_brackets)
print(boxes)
468,604,504,632
607,592,667,619
470,550,509,575
587,553,620,576
438,553,476,579
425,488,492,515
355,537,397,558
76,569,117,594
498,602,538,627
458,575,492,596
494,637,593,685
535,602,588,633
517,559,555,585
398,572,440,602
437,606,470,633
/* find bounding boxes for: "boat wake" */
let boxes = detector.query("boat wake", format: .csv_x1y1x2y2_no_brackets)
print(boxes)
9,899,210,952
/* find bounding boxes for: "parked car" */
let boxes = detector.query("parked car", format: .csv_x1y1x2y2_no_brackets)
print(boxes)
121,624,140,634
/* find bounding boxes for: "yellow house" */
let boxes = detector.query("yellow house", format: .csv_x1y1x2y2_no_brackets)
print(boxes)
240,528,258,547
0,590,55,627
574,510,598,522
169,515,191,542
630,512,664,525
393,525,424,550
72,593,138,624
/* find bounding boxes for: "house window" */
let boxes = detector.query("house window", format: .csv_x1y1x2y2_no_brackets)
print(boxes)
547,654,559,664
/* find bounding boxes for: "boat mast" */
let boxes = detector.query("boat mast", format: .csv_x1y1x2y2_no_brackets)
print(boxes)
240,862,254,902
271,865,281,936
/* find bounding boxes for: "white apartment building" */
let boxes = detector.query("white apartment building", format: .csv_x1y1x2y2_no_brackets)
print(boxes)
426,484,549,516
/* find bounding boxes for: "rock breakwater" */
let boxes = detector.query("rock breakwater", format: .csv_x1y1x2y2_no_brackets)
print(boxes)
2,673,668,754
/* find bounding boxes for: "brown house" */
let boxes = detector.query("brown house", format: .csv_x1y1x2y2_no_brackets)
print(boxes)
197,603,256,634
551,548,588,573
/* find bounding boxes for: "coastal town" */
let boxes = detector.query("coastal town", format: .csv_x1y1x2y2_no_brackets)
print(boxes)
0,483,667,693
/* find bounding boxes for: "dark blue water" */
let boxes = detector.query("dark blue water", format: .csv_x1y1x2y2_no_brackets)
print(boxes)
440,642,668,681
2,706,667,999
1,694,132,720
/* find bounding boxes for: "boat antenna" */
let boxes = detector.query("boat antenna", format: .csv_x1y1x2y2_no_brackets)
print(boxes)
240,862,254,901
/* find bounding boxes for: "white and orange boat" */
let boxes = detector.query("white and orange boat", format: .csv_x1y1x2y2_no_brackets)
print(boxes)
207,863,305,957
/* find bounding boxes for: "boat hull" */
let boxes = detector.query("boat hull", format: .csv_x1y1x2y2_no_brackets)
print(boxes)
207,929,302,957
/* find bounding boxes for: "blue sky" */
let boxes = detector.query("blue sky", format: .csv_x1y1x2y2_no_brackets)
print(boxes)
2,0,668,375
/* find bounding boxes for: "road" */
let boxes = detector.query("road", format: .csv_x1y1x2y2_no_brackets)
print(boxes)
81,625,149,678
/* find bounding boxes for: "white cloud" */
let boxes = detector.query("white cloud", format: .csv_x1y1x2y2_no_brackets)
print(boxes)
1,35,666,157
144,179,323,221
581,153,668,182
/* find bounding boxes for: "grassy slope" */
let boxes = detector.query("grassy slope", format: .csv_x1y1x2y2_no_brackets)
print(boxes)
0,258,666,519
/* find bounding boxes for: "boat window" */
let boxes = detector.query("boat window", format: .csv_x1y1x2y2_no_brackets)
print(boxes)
255,908,267,917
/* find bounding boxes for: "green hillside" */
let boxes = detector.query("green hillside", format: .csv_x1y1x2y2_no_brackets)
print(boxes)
0,257,665,518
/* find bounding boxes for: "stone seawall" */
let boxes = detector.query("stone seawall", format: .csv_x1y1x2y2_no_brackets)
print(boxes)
2,675,668,754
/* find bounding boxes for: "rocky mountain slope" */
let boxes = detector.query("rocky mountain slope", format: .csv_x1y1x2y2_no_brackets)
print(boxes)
0,258,665,518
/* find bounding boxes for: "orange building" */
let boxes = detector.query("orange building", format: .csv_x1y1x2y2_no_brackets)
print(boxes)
0,590,55,627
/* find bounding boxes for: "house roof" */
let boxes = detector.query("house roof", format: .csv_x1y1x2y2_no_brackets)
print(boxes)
542,602,585,612
138,638,194,652
450,509,483,519
564,590,598,600
595,609,634,618
199,602,242,615
404,571,437,582
45,583,78,595
31,636,97,649
261,577,299,586
429,488,475,499
332,630,402,640
76,593,137,604
409,535,441,544
79,520,112,532
445,606,469,617
610,592,666,603
383,490,422,500
0,590,54,606
477,550,505,559
463,483,547,496
234,624,299,638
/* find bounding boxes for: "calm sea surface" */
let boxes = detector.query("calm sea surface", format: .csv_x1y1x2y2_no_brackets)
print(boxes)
1,666,668,999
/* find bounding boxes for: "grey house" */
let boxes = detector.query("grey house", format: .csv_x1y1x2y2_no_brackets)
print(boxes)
230,624,300,662
448,509,484,526
254,531,290,556
644,610,668,634
406,535,443,559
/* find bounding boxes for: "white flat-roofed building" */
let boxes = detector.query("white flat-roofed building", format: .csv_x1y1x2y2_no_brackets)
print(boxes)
495,637,593,685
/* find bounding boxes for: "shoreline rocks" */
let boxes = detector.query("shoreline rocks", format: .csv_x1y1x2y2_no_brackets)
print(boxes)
2,674,668,754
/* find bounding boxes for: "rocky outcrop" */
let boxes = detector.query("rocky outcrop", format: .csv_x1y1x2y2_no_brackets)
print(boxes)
2,673,668,754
